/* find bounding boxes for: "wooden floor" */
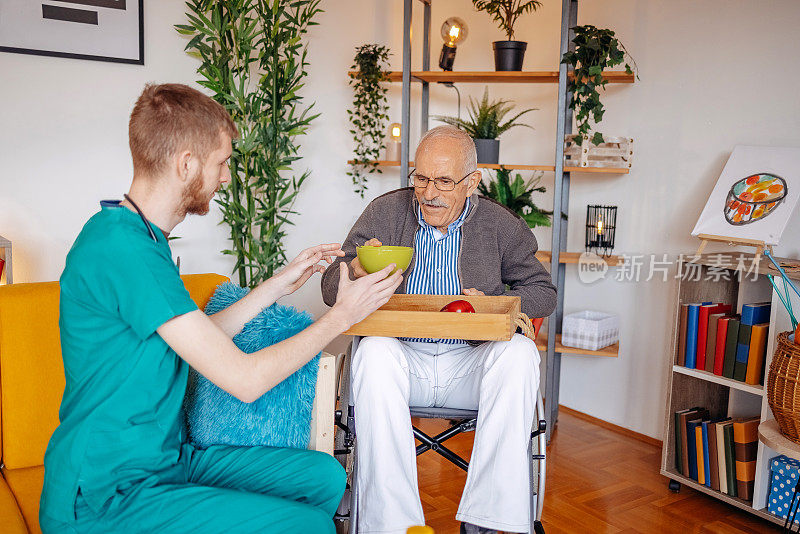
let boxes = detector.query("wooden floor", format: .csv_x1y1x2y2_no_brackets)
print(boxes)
414,410,780,533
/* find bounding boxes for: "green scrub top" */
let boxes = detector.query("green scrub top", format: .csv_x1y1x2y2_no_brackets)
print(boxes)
41,201,198,523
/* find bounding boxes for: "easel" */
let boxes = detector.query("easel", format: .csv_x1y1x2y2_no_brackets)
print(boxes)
695,233,774,265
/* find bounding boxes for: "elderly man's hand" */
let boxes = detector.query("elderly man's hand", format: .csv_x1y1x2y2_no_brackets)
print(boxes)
350,238,383,279
463,288,485,296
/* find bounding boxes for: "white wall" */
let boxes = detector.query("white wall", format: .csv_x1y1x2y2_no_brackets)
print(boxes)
3,0,800,439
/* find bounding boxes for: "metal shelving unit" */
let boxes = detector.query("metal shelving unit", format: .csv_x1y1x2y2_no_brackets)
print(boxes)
392,0,629,440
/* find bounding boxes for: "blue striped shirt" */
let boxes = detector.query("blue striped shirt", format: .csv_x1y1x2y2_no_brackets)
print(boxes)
403,199,471,344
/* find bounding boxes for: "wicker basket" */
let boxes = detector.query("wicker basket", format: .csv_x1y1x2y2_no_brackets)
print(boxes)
767,331,800,443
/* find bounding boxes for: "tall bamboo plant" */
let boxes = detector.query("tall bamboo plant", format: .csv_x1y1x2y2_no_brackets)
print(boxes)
177,0,322,288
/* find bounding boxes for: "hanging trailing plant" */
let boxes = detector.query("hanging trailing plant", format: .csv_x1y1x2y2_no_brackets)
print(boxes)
478,166,552,228
560,25,636,145
347,44,391,198
176,0,322,288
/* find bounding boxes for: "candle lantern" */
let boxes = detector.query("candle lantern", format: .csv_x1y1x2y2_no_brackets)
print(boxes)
585,205,617,257
384,122,402,162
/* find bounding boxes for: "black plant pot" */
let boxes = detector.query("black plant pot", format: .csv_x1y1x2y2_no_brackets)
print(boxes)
493,40,527,71
474,138,500,165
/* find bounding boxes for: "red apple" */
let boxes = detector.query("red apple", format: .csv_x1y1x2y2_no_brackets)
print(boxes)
440,300,476,313
795,322,800,345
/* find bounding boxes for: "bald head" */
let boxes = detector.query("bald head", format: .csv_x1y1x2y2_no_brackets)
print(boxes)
415,126,477,176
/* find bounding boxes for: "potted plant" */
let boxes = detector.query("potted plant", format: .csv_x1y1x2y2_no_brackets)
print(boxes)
177,0,322,287
473,0,542,71
347,44,391,197
434,87,535,164
561,24,636,146
478,166,552,228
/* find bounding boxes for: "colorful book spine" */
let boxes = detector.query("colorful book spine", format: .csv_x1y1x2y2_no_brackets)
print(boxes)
716,421,728,494
702,421,712,488
733,417,759,501
687,418,702,481
741,302,771,326
707,421,720,491
723,422,737,497
674,411,683,473
723,317,740,378
745,323,770,385
696,425,706,485
734,324,753,381
697,305,711,370
685,304,701,368
678,304,689,366
705,314,723,372
679,408,706,476
713,316,731,376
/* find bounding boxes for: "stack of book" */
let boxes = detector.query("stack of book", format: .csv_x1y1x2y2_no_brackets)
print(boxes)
676,301,771,385
674,409,760,501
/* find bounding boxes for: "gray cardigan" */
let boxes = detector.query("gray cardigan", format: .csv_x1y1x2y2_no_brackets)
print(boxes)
321,188,557,319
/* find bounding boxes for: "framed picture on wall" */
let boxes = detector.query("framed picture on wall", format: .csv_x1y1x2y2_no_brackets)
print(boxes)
0,0,144,65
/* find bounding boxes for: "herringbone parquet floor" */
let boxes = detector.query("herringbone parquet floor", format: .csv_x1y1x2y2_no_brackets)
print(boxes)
414,410,779,534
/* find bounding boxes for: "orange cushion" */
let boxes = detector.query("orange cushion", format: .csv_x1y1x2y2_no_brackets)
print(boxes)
0,472,28,534
0,274,228,470
181,273,230,310
0,282,63,470
4,466,43,534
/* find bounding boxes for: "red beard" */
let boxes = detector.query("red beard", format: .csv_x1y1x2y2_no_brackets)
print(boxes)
181,170,213,216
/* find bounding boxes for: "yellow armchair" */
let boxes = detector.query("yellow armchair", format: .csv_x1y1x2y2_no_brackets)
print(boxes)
0,274,336,533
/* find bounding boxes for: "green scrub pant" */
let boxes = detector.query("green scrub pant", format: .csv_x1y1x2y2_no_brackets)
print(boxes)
41,444,346,533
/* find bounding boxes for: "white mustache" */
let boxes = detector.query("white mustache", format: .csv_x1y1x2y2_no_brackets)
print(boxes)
420,198,449,208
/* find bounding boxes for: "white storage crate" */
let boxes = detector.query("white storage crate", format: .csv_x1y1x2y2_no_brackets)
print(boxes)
561,311,619,351
564,134,633,169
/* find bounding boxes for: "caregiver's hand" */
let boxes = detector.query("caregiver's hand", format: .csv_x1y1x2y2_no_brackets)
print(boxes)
273,243,345,296
350,238,382,279
330,261,402,328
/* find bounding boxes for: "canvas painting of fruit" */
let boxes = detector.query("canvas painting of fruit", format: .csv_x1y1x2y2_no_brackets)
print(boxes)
692,146,800,246
724,173,787,225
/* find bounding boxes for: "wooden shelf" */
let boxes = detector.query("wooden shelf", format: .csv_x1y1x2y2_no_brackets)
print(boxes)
347,160,631,174
671,365,764,396
660,469,782,526
348,70,635,84
684,253,800,283
535,250,624,267
759,418,800,460
536,334,619,358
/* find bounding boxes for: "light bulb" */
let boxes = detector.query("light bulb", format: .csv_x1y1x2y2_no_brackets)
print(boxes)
389,123,401,141
596,219,603,235
441,17,468,48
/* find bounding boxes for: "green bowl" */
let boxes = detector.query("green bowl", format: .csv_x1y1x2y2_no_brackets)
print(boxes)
356,246,413,274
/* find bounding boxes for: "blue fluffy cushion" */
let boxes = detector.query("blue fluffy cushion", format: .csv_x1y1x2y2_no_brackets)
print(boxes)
184,282,320,449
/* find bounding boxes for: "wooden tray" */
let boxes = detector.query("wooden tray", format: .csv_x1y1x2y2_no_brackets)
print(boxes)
344,294,521,341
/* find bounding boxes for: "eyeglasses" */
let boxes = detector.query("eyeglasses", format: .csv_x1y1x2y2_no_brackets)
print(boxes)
408,169,476,191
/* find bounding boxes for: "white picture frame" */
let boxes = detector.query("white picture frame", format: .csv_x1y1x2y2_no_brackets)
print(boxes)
0,0,143,65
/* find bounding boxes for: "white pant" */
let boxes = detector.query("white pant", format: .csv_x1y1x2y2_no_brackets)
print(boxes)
352,334,540,534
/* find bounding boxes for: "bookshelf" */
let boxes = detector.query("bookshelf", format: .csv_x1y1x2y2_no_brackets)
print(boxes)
660,252,800,526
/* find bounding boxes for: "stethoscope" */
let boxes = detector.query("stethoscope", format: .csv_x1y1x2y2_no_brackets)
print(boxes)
123,194,159,243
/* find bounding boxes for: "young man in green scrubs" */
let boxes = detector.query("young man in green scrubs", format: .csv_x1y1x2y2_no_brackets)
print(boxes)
39,83,403,533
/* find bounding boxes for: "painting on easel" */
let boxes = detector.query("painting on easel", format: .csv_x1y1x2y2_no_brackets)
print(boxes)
692,145,800,246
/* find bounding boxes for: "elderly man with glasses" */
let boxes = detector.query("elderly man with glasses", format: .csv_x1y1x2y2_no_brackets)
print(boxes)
321,125,556,534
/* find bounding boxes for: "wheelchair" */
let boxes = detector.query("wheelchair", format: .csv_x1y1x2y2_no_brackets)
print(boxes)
333,318,547,534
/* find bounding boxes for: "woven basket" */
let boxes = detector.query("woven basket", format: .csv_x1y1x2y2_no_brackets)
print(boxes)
767,331,800,443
